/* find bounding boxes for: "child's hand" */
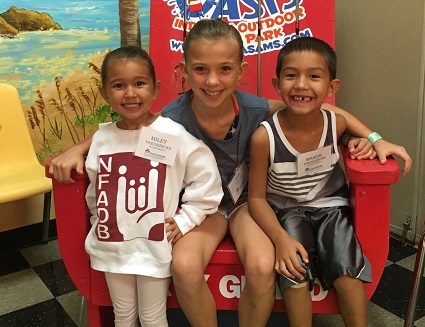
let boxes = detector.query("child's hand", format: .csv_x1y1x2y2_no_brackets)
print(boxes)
373,139,412,175
348,137,376,160
274,235,309,280
165,217,183,244
49,146,87,183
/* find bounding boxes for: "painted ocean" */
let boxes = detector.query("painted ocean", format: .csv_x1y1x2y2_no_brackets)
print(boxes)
0,0,150,104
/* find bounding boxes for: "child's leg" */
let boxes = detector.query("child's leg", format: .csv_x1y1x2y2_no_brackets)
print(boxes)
282,283,312,327
136,275,170,327
313,206,370,327
229,205,276,327
171,212,228,327
277,208,316,327
104,272,138,327
333,275,367,327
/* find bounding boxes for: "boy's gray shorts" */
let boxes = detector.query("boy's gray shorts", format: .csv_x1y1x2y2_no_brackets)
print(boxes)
276,206,372,292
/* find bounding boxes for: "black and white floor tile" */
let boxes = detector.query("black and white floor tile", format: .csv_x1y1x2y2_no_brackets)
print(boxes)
0,235,424,327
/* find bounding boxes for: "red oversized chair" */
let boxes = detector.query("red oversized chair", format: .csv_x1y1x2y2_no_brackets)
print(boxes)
45,147,399,326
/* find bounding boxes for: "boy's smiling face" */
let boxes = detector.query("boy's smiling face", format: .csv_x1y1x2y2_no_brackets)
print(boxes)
272,50,340,116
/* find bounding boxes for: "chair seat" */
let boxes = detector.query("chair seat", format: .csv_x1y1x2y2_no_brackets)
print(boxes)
0,165,52,203
0,83,53,243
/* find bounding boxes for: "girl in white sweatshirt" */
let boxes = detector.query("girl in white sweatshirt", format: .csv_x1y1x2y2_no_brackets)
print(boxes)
84,46,223,327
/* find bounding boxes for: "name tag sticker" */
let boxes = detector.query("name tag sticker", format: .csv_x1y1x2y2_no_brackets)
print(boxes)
297,145,332,177
134,126,180,166
227,161,248,203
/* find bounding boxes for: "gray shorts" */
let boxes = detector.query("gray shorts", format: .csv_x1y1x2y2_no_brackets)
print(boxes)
276,206,372,292
218,196,248,219
218,201,247,219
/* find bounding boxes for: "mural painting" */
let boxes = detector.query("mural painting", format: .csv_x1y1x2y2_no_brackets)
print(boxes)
0,1,150,163
0,0,334,164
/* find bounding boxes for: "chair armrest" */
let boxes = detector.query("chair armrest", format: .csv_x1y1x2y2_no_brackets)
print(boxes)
44,159,88,181
341,147,399,185
341,146,400,297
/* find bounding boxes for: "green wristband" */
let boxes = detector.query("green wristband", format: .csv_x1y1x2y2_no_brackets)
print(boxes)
367,132,383,144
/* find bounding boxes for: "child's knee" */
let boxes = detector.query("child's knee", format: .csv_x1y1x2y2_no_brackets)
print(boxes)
138,305,167,327
333,275,363,293
282,281,311,303
171,254,202,277
244,253,275,278
243,256,275,292
112,304,138,326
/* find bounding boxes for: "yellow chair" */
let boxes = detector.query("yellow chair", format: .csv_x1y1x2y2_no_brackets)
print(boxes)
0,83,52,243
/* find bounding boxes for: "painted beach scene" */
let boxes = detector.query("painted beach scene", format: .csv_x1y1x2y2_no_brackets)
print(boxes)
0,0,150,162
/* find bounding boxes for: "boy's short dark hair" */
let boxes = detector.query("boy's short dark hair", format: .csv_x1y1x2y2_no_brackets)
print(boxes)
275,37,337,80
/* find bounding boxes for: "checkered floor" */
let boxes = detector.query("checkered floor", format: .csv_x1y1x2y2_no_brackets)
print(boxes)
0,234,424,326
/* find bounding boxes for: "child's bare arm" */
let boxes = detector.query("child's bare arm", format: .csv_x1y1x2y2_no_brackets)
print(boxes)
267,100,285,117
373,140,412,175
336,114,375,160
322,103,371,137
323,103,412,174
248,127,308,280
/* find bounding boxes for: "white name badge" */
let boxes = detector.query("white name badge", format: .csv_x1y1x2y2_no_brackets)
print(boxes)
227,161,248,203
134,126,180,166
297,145,332,177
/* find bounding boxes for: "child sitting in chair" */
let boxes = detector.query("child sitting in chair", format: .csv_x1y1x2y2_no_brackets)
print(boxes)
248,37,371,327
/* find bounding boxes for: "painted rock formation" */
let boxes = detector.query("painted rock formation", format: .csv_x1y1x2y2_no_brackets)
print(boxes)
0,6,61,37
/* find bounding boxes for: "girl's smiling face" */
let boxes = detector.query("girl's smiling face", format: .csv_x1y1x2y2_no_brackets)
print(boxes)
100,58,160,130
181,36,247,111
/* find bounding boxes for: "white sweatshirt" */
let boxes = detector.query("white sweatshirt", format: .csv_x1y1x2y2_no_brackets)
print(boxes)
85,117,223,278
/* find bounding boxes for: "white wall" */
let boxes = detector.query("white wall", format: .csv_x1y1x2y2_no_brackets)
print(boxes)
336,1,425,242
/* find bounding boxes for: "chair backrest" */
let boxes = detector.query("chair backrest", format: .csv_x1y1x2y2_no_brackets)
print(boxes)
0,83,42,171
